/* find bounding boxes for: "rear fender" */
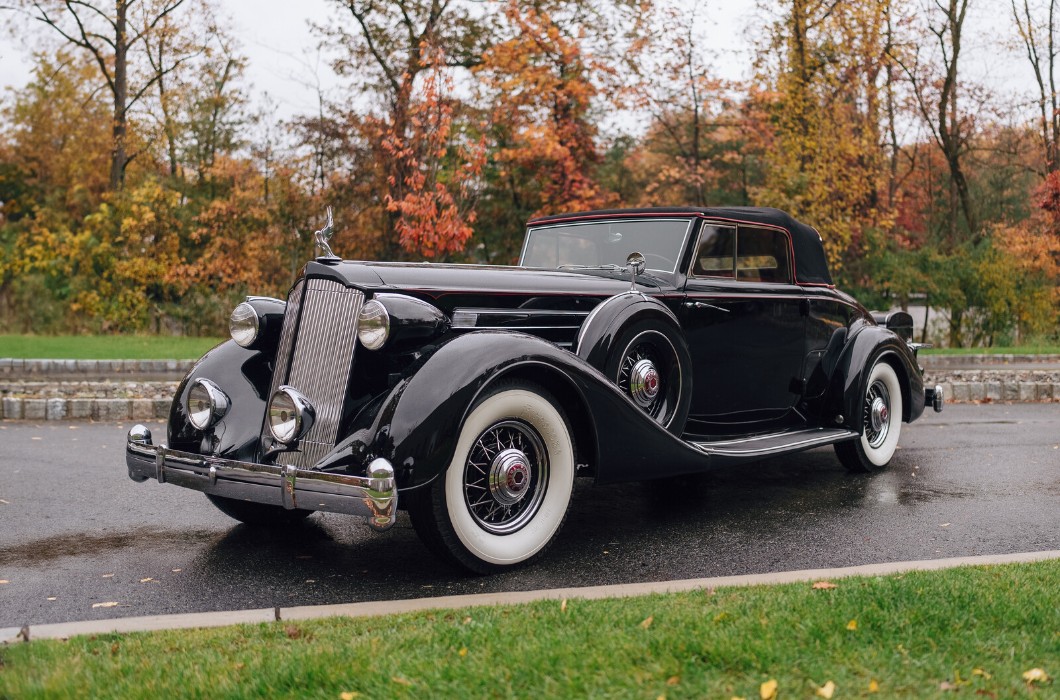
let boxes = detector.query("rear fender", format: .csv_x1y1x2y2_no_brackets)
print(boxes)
827,322,925,432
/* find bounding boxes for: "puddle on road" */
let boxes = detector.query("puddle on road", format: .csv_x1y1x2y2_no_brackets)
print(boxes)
0,528,220,567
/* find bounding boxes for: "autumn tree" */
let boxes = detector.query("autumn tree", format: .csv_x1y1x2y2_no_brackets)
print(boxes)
19,0,196,190
1012,0,1060,173
321,0,487,259
754,0,894,272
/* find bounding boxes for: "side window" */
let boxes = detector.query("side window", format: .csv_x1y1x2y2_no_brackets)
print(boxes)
736,227,792,284
691,225,735,278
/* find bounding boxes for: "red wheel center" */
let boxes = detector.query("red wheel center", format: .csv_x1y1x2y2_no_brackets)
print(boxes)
507,464,527,491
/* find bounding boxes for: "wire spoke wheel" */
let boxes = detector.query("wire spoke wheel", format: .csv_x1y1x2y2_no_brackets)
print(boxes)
463,419,549,535
614,329,681,428
862,379,891,449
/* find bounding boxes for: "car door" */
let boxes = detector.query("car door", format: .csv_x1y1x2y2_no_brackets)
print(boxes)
679,222,806,431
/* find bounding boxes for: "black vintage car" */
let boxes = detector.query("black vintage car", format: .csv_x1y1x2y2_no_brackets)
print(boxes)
126,206,944,572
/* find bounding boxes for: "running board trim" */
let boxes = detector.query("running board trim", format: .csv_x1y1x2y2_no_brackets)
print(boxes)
691,428,859,458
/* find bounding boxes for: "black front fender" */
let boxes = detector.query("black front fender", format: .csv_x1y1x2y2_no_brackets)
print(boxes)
167,340,273,462
317,331,713,490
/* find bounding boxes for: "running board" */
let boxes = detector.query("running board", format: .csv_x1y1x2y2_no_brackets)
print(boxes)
690,428,859,458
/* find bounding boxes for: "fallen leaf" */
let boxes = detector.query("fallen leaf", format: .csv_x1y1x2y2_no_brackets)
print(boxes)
140,578,154,583
730,697,747,700
339,693,360,700
868,679,879,692
284,625,302,640
812,581,838,590
0,580,8,585
940,523,951,527
101,573,114,578
667,676,680,686
846,619,858,631
391,677,412,686
561,599,567,612
816,680,836,698
171,568,182,573
458,647,467,657
47,597,56,601
640,616,654,629
92,602,119,608
760,679,778,699
973,668,992,680
1023,668,1050,683
940,681,957,691
0,499,9,504
462,616,472,625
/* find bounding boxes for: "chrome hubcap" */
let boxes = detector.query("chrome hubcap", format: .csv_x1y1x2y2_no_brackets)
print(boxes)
489,449,532,506
463,420,548,535
864,380,891,449
629,358,661,407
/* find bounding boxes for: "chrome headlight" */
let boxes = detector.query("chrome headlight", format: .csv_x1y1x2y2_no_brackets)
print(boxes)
358,299,390,350
186,379,229,430
230,301,259,348
268,386,315,444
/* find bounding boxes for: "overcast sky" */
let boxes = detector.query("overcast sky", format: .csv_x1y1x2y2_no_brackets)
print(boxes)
0,1,1040,133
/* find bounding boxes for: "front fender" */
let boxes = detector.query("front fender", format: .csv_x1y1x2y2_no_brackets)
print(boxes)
167,340,273,463
317,331,714,490
829,321,925,433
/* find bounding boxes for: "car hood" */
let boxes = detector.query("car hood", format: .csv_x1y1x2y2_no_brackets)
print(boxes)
310,260,671,300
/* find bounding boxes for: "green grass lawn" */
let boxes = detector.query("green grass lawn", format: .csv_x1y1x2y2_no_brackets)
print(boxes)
0,335,224,360
1,561,1057,699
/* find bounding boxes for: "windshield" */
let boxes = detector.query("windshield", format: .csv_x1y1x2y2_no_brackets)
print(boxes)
520,218,693,274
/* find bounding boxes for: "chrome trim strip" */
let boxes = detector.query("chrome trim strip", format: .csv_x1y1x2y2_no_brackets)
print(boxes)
126,427,396,531
692,428,858,457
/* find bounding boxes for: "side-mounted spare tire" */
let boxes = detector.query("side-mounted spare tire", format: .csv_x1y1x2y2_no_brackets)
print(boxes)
604,319,691,433
575,294,692,435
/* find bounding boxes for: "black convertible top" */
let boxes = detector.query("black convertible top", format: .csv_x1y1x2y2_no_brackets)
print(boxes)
527,206,833,287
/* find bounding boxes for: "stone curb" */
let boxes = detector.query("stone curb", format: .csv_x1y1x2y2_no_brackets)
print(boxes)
1,396,172,421
0,358,194,379
933,381,1059,403
921,353,1060,368
4,550,1059,644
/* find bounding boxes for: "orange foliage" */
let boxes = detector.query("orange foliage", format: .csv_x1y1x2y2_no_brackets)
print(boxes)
382,45,486,259
478,1,614,215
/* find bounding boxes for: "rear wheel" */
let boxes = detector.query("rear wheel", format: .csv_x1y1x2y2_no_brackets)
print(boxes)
205,494,314,527
409,380,575,574
835,360,903,473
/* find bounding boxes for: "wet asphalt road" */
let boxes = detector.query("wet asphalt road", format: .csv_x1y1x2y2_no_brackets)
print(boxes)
1,403,1058,627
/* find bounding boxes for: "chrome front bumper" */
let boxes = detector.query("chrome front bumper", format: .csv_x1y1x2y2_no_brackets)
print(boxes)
125,425,396,531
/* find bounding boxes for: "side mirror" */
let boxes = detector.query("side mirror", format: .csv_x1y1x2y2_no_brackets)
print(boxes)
626,251,645,291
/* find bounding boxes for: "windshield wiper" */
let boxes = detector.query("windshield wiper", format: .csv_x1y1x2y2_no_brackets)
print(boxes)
557,264,626,271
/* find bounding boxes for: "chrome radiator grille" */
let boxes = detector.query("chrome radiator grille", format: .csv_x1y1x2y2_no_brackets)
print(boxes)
266,278,364,468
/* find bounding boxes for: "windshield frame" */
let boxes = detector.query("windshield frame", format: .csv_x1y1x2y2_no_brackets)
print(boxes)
518,217,695,274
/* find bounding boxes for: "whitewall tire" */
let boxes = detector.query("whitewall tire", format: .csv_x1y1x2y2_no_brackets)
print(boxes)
835,360,903,473
409,381,575,573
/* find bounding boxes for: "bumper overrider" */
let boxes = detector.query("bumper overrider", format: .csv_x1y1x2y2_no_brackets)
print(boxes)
125,425,397,531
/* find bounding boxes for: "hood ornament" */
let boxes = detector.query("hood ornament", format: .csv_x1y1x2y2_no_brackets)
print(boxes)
314,206,340,261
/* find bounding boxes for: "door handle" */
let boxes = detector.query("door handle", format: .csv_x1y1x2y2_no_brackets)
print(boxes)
683,301,729,312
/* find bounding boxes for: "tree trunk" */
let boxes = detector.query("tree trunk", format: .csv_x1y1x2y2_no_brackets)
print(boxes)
109,0,129,191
